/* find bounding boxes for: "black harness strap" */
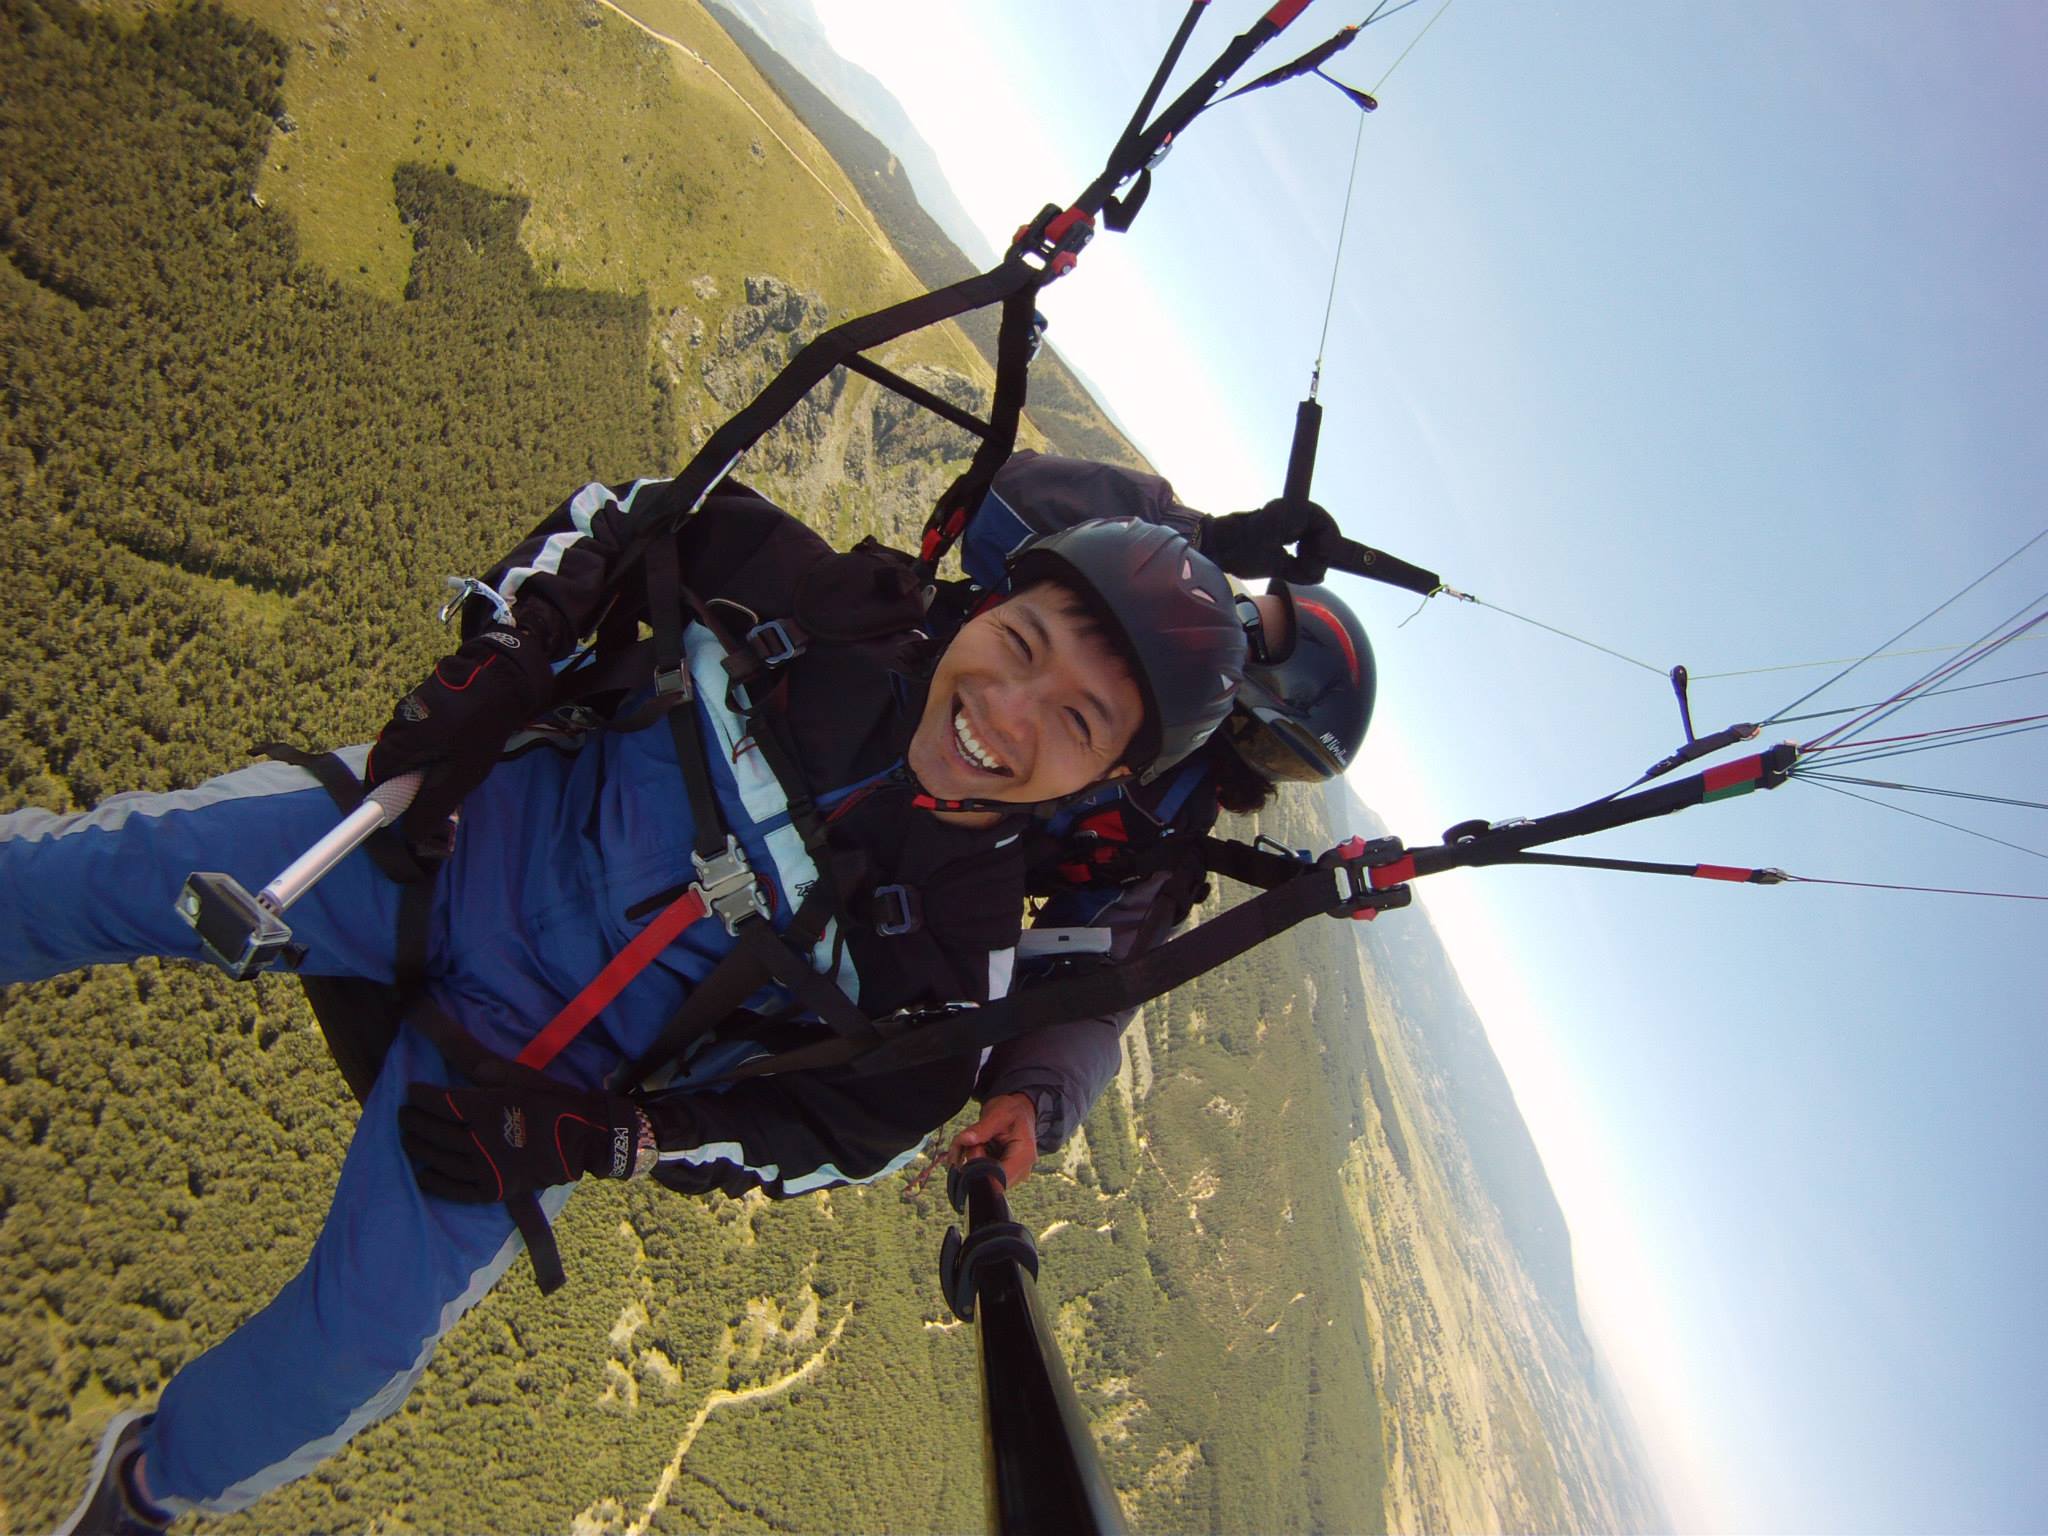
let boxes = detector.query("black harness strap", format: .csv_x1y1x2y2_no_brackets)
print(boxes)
627,260,1052,582
258,742,438,1100
713,841,1381,1084
841,355,994,440
641,537,732,866
619,883,860,1090
402,1000,570,1294
919,286,1052,575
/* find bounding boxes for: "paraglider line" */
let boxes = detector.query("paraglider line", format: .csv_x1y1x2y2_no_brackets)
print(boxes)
1465,596,1666,676
1803,710,2048,758
1762,525,2048,728
1795,772,2048,814
1810,717,2048,771
1797,777,2048,863
1802,600,2048,752
1371,0,1457,93
1770,667,2048,727
1312,108,1370,389
1782,875,2048,902
1694,635,2047,681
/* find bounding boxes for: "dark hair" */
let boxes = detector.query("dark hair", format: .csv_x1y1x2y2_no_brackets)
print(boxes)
1009,576,1145,764
1208,728,1278,814
1014,576,1118,659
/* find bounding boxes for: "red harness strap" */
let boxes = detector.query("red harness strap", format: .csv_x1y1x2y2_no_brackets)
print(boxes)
515,885,712,1071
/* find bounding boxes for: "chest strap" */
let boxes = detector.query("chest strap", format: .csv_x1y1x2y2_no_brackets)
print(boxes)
707,835,1406,1085
513,835,767,1074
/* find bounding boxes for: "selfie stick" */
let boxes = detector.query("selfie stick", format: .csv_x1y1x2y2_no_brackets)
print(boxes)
177,771,423,979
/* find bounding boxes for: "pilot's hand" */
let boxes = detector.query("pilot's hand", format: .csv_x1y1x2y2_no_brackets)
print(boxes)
948,1091,1040,1190
1203,497,1342,582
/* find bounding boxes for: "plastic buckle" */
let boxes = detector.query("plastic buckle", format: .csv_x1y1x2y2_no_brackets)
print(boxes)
690,836,767,934
1011,202,1095,278
872,884,922,937
1330,836,1412,921
747,619,803,668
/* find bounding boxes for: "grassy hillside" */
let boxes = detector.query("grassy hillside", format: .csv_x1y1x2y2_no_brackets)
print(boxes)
1318,787,1672,1531
700,0,1157,471
0,4,1384,1531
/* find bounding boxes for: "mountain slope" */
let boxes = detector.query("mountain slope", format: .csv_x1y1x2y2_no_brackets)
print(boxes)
700,0,1156,471
706,0,996,265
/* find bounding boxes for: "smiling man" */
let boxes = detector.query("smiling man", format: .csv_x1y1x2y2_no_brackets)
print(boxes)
7,475,1244,1532
912,582,1142,803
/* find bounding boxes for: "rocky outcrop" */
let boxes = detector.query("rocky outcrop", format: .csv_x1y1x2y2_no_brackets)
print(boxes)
869,362,984,466
699,275,843,475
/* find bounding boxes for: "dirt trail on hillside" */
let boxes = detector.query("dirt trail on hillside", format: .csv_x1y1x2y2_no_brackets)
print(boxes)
571,1306,852,1536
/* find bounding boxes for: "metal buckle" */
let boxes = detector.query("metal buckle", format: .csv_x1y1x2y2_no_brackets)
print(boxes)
690,836,767,934
439,575,515,628
747,619,803,668
1253,833,1311,863
654,664,694,701
872,883,921,937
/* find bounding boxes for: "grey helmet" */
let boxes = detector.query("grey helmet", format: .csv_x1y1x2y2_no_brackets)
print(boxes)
1006,518,1247,781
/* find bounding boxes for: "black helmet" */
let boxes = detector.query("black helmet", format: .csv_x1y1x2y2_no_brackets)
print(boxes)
1006,518,1246,782
1228,580,1376,782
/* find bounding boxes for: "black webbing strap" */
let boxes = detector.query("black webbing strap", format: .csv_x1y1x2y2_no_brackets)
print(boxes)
547,639,657,716
1217,22,1361,104
256,742,436,984
1402,743,1802,879
1112,0,1206,173
626,261,1050,570
620,883,854,1090
714,848,1360,1084
640,537,730,865
404,1000,569,1294
911,1,1322,574
840,355,993,440
1067,0,1315,224
918,284,1055,576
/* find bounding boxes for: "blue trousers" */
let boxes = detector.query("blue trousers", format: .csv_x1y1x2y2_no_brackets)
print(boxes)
1,663,831,1513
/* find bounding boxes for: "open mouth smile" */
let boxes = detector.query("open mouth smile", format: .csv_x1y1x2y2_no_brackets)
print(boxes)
952,697,1013,777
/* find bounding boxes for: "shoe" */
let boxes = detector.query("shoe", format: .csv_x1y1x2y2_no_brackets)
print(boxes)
53,1409,173,1535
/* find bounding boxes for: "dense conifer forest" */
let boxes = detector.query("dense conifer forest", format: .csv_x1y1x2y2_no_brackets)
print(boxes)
0,5,1394,1530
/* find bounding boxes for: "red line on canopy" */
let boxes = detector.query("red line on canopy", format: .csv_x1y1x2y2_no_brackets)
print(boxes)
1801,710,2048,754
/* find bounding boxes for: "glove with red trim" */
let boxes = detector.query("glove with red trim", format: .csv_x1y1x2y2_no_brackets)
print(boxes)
399,1082,648,1202
1202,497,1342,582
366,611,562,847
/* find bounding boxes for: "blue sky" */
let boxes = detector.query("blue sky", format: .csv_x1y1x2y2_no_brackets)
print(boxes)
816,3,2046,1530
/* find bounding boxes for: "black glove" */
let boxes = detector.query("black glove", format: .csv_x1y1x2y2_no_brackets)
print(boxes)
400,1081,646,1202
366,610,562,844
1202,498,1342,582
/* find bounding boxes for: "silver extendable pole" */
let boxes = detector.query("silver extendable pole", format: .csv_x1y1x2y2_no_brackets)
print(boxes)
260,772,421,914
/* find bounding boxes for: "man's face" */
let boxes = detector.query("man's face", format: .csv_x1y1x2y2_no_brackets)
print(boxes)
908,582,1145,807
